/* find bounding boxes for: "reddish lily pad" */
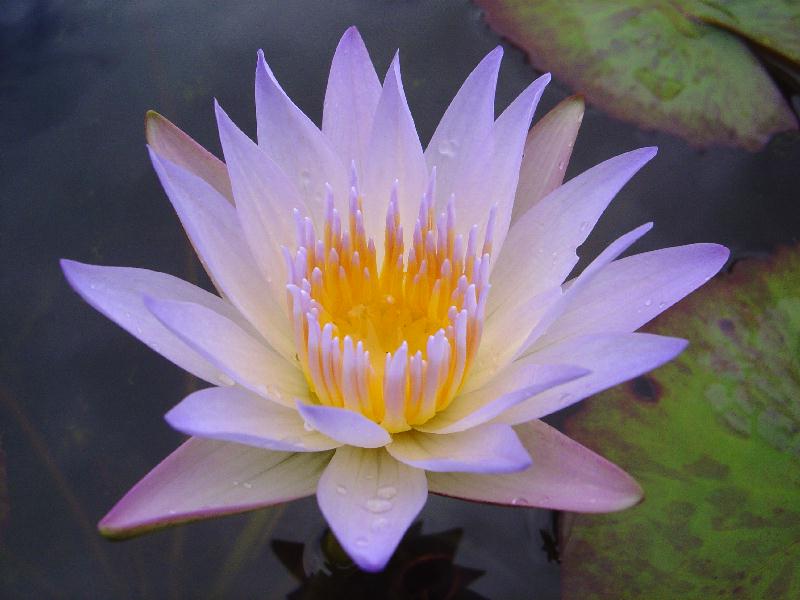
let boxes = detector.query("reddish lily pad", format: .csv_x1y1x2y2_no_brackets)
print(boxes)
560,246,800,598
476,0,799,149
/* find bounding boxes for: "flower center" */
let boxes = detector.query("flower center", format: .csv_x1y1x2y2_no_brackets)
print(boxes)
285,184,493,433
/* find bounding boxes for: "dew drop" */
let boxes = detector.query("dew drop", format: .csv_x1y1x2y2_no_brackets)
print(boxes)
644,298,653,307
376,485,397,499
123,311,132,319
243,482,253,489
510,497,529,506
218,373,235,386
135,325,143,334
304,421,315,432
370,517,390,532
355,537,369,548
336,485,347,496
168,509,177,515
579,221,589,233
557,160,566,171
658,301,667,309
438,139,458,158
89,283,98,290
365,498,393,513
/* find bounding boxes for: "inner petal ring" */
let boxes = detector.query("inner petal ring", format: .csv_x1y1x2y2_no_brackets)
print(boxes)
284,178,494,433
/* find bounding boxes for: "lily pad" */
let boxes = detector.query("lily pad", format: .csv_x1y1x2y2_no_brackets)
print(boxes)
560,246,800,598
476,0,799,149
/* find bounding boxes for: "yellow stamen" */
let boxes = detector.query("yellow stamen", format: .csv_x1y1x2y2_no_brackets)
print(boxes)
286,180,493,433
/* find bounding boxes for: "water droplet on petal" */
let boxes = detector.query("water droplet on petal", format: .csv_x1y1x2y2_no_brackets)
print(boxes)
370,517,390,532
438,139,458,157
243,482,253,489
218,373,235,386
355,537,369,548
557,160,566,171
365,498,393,513
510,497,529,506
658,301,667,309
644,298,652,307
304,421,315,432
579,221,589,233
376,485,397,499
336,485,347,495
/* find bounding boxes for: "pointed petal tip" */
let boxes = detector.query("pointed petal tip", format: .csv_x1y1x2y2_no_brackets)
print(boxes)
144,109,164,134
482,45,504,66
59,257,77,274
604,470,645,512
641,145,658,160
342,25,362,41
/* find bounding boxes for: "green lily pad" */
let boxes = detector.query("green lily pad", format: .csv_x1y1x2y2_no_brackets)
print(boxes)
560,246,800,598
476,0,799,149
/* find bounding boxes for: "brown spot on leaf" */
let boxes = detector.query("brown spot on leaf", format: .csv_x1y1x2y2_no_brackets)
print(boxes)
630,376,661,403
718,318,736,337
684,455,730,480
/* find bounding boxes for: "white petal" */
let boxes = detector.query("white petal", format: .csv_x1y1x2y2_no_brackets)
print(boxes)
362,53,428,251
420,363,589,434
317,447,427,571
255,51,348,221
61,260,242,386
470,286,562,389
145,110,233,203
296,402,391,448
519,223,654,354
322,26,382,177
498,333,687,424
475,223,653,388
166,386,339,452
490,147,657,316
512,95,584,221
149,149,295,360
428,420,642,512
533,243,730,349
425,47,502,207
100,437,330,538
450,74,550,258
387,425,531,473
215,102,306,308
145,296,305,409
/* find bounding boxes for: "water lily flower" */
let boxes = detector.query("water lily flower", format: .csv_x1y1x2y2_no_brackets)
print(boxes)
61,27,728,571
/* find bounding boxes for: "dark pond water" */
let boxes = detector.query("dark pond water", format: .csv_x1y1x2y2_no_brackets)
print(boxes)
1,0,798,598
